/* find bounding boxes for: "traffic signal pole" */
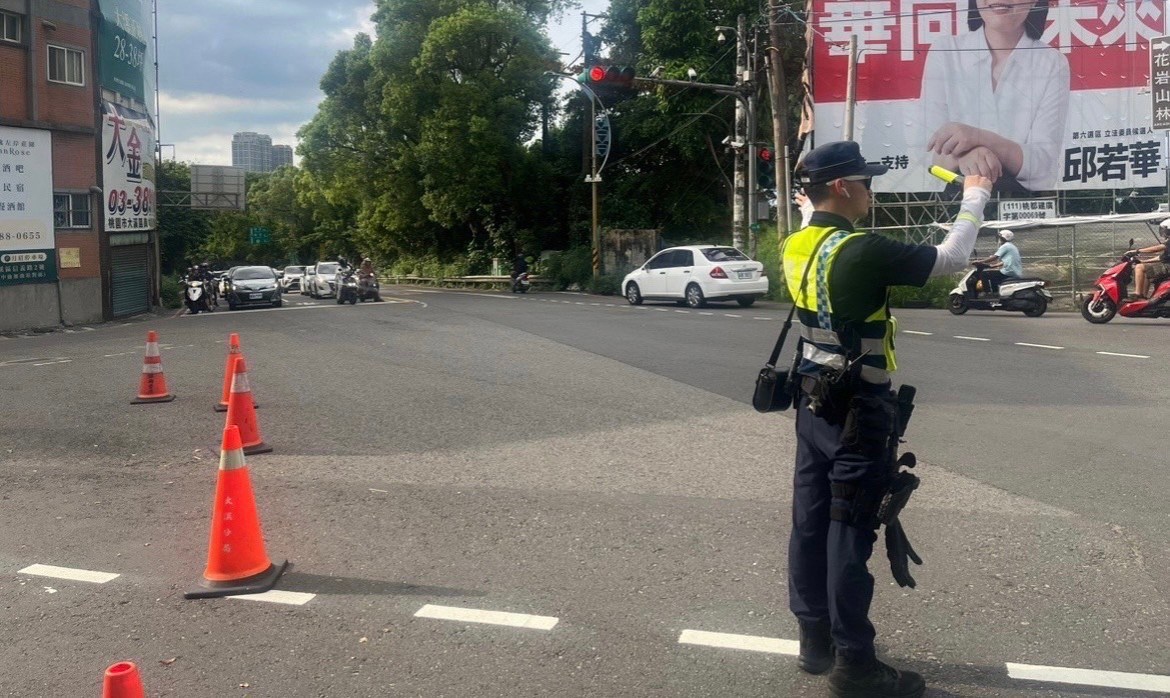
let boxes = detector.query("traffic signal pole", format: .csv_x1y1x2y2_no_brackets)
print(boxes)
590,98,601,279
732,14,747,252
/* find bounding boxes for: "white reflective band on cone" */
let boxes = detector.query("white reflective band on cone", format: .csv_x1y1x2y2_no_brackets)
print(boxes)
219,447,246,471
230,372,251,394
145,343,160,357
141,363,163,374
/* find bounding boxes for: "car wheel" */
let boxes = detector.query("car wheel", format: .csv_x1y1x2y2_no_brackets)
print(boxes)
736,296,756,308
625,282,643,305
685,283,706,308
349,296,357,304
273,299,283,308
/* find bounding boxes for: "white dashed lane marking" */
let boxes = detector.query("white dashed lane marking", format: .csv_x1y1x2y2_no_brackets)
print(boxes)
953,335,990,342
1015,342,1064,350
228,590,316,606
32,359,72,367
414,604,558,630
18,564,119,584
1006,663,1170,693
678,630,798,656
903,330,933,336
1097,351,1150,359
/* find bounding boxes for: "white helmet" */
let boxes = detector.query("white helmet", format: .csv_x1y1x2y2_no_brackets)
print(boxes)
999,230,1014,242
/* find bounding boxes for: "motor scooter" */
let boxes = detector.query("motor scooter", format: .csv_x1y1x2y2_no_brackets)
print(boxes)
357,272,381,302
183,278,212,314
511,271,531,294
948,263,1051,317
1081,248,1170,323
336,269,359,305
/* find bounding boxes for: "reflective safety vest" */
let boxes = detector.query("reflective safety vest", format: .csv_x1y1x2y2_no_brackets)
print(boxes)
782,222,897,384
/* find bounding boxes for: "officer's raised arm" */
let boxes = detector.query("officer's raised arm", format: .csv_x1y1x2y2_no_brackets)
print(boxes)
929,174,993,277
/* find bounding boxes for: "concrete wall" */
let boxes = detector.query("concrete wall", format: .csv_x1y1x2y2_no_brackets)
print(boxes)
58,276,100,324
0,283,60,331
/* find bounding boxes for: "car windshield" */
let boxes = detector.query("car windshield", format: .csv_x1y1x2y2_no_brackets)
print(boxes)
702,247,750,262
316,263,339,274
233,267,275,280
283,266,304,275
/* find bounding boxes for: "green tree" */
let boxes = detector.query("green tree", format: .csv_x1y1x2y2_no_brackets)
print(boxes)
156,161,211,272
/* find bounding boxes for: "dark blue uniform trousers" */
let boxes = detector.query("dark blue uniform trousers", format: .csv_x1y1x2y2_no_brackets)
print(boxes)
788,391,890,664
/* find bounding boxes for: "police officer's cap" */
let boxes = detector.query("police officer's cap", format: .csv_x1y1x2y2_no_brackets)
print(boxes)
796,141,889,185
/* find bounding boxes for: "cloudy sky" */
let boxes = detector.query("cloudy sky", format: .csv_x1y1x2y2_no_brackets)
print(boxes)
157,0,607,166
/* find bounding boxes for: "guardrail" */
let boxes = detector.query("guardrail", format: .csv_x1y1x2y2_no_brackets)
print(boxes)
380,274,555,291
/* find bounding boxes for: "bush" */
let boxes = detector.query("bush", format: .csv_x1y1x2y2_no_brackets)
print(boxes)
754,237,792,303
541,247,593,290
888,275,956,308
160,275,183,309
587,273,622,295
387,254,469,279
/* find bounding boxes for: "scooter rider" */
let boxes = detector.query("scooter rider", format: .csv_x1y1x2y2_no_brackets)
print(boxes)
511,252,528,280
1126,220,1170,300
782,141,992,697
966,230,1021,297
358,257,381,301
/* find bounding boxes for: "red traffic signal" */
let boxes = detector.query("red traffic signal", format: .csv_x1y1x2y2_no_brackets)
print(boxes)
759,147,774,163
580,65,636,88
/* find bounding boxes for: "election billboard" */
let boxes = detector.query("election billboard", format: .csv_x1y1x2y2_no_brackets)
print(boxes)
809,0,1168,193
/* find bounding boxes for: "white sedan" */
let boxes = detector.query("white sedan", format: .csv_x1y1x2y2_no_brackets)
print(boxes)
622,245,768,308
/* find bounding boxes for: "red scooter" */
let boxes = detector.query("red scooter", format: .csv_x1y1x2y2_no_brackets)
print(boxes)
1081,248,1170,323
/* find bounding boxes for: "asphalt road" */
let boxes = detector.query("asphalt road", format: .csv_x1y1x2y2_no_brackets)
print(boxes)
0,288,1167,697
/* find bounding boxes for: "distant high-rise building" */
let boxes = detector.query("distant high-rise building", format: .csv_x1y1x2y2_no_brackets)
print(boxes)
232,132,273,172
271,144,294,169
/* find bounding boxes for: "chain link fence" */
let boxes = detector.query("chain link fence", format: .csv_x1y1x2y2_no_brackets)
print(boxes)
874,214,1167,300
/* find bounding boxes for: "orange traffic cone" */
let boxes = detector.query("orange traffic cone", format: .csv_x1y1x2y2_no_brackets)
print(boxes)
131,331,175,404
214,333,258,412
101,661,146,698
223,356,271,455
185,425,287,600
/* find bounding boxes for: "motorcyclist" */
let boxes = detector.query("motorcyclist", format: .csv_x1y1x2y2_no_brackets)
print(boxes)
511,253,528,280
1126,220,1170,300
357,257,381,301
199,262,218,306
966,230,1021,297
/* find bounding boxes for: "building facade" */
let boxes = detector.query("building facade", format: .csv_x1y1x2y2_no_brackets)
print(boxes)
231,131,292,172
0,0,158,331
271,143,292,169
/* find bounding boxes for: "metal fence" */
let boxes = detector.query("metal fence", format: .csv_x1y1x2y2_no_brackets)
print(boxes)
874,216,1167,299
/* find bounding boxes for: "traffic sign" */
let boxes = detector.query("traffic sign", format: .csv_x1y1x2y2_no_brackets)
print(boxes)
249,227,270,245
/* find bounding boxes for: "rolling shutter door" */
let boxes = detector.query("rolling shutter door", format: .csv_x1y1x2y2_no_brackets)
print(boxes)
110,245,149,316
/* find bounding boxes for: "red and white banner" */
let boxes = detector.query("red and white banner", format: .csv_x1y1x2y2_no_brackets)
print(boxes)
809,0,1168,192
101,101,156,231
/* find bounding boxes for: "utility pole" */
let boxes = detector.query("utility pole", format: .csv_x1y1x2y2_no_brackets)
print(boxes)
766,1,792,238
732,14,747,251
843,35,858,140
581,11,605,279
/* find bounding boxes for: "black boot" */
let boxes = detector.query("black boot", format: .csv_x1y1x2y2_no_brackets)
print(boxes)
828,656,925,698
797,621,833,675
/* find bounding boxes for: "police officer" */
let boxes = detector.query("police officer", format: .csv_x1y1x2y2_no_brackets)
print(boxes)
782,141,991,697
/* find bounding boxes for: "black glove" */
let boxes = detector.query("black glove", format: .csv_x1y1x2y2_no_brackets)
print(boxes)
885,518,923,588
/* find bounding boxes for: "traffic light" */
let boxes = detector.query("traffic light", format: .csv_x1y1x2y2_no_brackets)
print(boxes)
578,65,637,101
757,146,776,191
